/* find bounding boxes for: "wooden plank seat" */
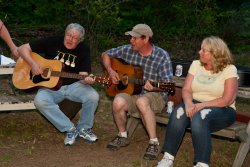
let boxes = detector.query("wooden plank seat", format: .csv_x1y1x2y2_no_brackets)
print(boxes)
0,94,36,111
0,93,81,120
0,64,15,75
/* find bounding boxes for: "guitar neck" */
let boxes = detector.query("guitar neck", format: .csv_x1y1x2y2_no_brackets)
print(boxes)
128,78,160,87
52,71,86,80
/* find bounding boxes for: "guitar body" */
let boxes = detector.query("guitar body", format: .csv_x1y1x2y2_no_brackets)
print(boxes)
12,52,62,89
105,58,143,97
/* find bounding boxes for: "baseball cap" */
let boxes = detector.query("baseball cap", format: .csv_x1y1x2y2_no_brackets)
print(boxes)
125,24,153,37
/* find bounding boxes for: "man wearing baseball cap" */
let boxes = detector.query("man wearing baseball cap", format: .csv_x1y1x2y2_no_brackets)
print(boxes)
102,23,173,160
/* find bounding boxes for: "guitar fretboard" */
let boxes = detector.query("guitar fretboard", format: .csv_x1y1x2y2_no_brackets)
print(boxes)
127,78,166,88
51,71,86,80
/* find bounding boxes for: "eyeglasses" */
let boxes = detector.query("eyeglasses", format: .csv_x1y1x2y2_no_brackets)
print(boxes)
65,33,80,42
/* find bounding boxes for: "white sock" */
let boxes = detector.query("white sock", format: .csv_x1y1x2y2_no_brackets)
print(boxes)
196,162,209,167
118,131,127,138
164,152,174,161
150,138,159,145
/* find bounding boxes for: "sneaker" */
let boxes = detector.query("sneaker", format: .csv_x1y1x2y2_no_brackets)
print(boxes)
193,162,209,167
107,136,130,151
64,127,79,146
143,142,161,160
157,155,174,167
79,128,98,142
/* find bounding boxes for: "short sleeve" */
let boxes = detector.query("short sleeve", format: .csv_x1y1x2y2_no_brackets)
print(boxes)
188,60,200,75
223,65,239,80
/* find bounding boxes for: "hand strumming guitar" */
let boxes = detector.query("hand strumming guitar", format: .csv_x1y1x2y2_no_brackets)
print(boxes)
108,69,120,84
31,61,43,75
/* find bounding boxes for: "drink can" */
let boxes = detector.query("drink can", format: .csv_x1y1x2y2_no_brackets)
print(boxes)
175,64,183,77
167,101,174,114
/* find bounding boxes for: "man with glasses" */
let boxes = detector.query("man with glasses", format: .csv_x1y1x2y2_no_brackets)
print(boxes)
102,23,173,160
18,23,99,146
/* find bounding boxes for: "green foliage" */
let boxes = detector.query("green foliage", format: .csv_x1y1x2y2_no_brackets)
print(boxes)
0,0,249,66
0,0,70,26
66,0,125,56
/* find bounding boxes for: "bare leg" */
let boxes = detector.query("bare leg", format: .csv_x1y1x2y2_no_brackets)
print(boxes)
107,96,130,150
136,96,157,139
112,96,128,132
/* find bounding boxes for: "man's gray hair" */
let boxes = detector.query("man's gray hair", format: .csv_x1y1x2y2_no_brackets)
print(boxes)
65,23,85,42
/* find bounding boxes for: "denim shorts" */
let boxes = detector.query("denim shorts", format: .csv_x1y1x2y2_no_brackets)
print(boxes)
115,92,165,114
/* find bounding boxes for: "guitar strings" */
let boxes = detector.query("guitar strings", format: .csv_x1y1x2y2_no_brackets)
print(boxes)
54,51,76,68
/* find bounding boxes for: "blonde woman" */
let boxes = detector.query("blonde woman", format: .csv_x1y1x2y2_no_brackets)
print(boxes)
157,36,238,167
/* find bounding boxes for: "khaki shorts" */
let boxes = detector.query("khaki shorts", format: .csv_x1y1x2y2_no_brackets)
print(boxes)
115,92,165,114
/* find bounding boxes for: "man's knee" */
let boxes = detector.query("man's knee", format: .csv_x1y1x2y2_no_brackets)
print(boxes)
113,95,128,111
89,90,99,101
135,96,148,107
34,96,50,109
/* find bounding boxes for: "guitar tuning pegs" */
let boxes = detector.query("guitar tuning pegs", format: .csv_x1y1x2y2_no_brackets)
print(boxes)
65,60,70,66
70,62,75,67
60,58,64,63
54,55,59,60
60,53,65,63
70,55,76,68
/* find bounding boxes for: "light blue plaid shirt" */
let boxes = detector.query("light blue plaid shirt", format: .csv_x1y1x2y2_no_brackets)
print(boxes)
106,44,173,103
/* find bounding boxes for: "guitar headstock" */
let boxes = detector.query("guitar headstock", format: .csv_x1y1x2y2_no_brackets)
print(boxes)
94,76,112,87
158,81,176,95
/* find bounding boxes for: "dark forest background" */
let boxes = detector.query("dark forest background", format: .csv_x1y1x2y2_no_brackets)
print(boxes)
0,0,250,66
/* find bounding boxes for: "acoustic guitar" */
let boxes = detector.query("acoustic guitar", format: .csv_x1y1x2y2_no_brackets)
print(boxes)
105,58,175,97
12,52,111,90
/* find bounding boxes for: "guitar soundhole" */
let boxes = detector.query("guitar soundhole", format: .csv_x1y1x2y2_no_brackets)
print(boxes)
30,71,50,84
117,81,128,90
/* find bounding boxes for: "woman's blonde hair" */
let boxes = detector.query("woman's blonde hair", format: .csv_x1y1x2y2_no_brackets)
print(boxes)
201,36,234,73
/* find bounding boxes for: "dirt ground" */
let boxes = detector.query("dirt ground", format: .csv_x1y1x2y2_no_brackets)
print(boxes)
0,63,250,167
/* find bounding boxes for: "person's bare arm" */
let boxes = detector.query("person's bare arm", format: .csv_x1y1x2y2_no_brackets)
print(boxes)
101,52,119,84
0,20,18,58
182,73,196,118
18,43,43,75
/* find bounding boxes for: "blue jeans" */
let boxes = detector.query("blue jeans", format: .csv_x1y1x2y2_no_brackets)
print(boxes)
34,81,99,132
161,100,236,164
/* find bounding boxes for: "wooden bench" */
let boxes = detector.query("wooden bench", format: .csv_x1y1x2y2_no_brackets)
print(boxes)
126,86,250,167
